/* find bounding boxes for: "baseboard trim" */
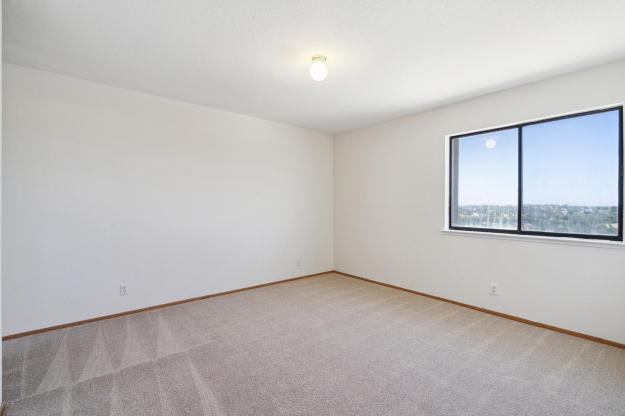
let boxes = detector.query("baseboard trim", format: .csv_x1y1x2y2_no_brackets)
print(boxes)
7,269,623,349
334,270,625,350
2,270,332,341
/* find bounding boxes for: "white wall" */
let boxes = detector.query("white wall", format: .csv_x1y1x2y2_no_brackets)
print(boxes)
6,58,625,345
1,9,4,402
3,63,334,336
335,58,625,344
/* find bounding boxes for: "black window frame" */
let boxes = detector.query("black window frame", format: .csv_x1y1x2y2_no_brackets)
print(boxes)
448,106,624,241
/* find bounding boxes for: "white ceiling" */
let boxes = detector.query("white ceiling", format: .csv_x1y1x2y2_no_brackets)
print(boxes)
4,0,625,133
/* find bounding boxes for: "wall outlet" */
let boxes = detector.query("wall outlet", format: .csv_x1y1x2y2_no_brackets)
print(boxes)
297,258,302,268
490,283,498,295
120,284,128,296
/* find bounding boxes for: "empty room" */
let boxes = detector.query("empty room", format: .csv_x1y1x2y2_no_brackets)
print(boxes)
2,1,625,415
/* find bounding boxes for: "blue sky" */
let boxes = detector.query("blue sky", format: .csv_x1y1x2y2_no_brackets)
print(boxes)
455,109,620,206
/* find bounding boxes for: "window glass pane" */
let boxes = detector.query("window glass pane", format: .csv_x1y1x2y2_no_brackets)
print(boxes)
451,128,518,229
522,110,620,236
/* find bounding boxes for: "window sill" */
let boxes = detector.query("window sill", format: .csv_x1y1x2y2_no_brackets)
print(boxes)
441,229,625,249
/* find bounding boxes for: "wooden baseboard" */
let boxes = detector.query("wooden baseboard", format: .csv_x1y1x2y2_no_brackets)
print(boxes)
2,271,332,341
333,270,625,350
6,269,623,350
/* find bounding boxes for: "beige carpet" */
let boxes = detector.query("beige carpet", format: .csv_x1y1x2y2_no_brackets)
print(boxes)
3,272,625,415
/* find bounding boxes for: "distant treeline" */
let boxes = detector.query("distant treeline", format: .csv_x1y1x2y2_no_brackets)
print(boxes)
454,204,617,235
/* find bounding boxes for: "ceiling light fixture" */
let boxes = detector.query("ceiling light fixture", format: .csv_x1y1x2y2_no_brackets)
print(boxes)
309,55,328,82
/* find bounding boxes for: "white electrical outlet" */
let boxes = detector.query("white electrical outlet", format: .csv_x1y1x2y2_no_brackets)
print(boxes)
490,283,498,295
297,258,302,268
120,284,128,296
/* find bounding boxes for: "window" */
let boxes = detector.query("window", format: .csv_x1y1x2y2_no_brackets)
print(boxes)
449,107,623,241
